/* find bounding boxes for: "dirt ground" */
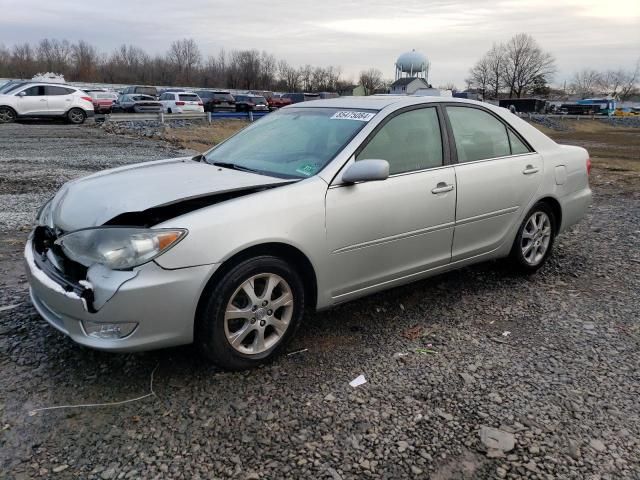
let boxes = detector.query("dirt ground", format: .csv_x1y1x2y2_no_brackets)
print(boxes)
160,120,248,152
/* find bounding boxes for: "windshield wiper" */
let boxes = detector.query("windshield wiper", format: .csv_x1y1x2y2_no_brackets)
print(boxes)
211,161,262,175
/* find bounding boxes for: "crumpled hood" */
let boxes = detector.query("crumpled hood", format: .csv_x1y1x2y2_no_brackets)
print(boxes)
46,157,291,232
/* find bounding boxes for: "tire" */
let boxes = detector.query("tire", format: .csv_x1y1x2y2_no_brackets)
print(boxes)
0,106,17,124
167,108,172,114
510,201,556,273
67,108,86,125
196,256,305,370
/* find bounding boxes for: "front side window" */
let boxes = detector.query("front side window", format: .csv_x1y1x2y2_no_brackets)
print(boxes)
204,107,373,179
21,86,46,96
356,107,443,175
446,106,511,162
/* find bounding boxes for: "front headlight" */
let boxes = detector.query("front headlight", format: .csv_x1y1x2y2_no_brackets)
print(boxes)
55,228,187,270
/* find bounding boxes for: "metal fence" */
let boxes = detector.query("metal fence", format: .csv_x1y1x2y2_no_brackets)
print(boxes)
100,111,270,124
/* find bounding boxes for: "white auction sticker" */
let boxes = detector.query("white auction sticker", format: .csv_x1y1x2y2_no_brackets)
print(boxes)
330,111,376,121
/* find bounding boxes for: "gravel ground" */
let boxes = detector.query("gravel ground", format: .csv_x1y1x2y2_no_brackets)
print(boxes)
1,123,639,479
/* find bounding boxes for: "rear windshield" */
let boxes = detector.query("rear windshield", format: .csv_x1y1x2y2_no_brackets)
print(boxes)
96,93,115,99
196,91,213,98
132,95,154,101
179,94,199,101
213,93,234,101
251,96,267,104
135,87,157,96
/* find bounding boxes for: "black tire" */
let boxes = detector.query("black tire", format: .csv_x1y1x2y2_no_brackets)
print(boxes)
67,108,86,125
0,106,17,124
510,201,557,273
167,108,172,114
196,256,306,370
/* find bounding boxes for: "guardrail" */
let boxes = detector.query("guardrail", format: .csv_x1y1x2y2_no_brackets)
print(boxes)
100,111,270,124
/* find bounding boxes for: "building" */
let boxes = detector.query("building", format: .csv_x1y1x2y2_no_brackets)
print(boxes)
390,77,431,95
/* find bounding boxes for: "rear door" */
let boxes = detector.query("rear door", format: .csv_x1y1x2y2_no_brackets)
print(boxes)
45,86,76,114
325,106,456,301
445,105,542,260
16,85,47,115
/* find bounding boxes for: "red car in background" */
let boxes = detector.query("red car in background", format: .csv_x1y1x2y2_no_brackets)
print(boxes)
86,91,118,114
268,94,293,110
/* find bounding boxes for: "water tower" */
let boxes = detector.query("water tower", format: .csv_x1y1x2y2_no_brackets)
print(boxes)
395,49,429,81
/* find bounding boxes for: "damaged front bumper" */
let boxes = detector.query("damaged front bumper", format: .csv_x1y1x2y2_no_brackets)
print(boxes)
24,233,217,352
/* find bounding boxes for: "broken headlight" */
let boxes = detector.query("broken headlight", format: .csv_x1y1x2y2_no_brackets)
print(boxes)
55,228,187,270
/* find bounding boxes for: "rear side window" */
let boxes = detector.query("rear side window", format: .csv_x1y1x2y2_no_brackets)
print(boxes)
446,106,511,162
356,107,443,175
21,86,46,96
179,94,199,101
45,86,74,95
508,129,531,155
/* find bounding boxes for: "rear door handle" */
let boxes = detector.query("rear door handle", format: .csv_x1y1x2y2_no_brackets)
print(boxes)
523,165,539,175
431,182,454,194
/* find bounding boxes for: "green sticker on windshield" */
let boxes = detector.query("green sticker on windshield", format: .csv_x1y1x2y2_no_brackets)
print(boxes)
296,163,319,176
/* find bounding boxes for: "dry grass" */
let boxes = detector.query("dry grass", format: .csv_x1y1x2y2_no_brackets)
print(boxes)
161,120,249,153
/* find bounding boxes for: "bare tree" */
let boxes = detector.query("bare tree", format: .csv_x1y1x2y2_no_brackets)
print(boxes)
486,44,506,99
168,38,201,84
570,69,601,97
36,38,71,76
278,60,300,92
467,55,490,97
11,43,36,79
359,68,383,95
71,40,99,81
502,33,556,98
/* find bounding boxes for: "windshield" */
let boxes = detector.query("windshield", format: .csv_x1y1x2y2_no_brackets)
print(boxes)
204,107,375,179
0,81,28,94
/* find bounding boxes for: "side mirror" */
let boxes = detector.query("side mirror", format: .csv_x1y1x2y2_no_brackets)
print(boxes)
17,91,26,97
342,159,389,184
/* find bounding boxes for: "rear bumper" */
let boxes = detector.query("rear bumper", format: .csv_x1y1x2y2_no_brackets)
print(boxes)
559,187,592,233
24,235,217,352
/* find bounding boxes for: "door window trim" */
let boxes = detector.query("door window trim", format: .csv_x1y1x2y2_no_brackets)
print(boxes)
441,103,537,165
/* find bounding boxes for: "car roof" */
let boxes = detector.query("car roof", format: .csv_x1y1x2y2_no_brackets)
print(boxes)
289,95,488,111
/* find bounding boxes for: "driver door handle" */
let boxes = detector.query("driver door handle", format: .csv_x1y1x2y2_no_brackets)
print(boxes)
523,165,539,175
431,182,454,194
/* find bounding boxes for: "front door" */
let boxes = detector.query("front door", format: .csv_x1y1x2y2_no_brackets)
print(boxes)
16,85,48,115
445,105,543,260
325,106,456,302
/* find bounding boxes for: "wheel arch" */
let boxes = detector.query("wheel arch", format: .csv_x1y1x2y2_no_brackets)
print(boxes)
195,242,319,320
0,105,18,117
536,196,562,234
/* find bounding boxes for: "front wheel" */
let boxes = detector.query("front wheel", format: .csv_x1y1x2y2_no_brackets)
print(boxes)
0,106,17,123
67,108,86,124
196,256,305,370
510,202,556,273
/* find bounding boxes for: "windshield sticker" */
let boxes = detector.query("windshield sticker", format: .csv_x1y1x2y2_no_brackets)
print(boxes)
330,111,376,122
295,163,320,177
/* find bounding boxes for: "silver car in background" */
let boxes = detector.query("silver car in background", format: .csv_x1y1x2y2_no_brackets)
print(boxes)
25,96,592,369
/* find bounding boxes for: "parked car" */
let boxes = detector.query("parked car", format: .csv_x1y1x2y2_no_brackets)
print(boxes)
121,85,159,98
0,82,94,124
282,92,320,104
234,94,269,112
86,91,118,114
25,97,591,370
159,92,204,114
196,90,236,112
267,93,292,110
114,94,162,113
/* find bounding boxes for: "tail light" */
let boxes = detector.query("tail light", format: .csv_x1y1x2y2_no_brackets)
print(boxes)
586,157,592,175
175,101,185,106
81,96,93,103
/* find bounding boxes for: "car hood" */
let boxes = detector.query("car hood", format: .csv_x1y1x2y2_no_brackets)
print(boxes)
46,157,292,232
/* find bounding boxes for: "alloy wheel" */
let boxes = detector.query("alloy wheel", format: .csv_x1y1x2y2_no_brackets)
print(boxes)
520,211,552,265
68,109,85,124
224,273,294,355
0,107,16,123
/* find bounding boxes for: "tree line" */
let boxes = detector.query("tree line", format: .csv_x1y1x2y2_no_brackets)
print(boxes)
0,38,354,92
568,63,639,100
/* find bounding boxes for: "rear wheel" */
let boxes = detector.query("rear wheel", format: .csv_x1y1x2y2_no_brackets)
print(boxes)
196,256,305,370
67,108,86,124
510,202,556,273
0,106,17,123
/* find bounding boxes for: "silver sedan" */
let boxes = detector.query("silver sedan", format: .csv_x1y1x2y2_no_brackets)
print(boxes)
25,96,592,369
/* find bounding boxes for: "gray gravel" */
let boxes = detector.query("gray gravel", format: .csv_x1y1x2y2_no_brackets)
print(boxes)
1,124,639,479
0,122,194,232
99,119,207,138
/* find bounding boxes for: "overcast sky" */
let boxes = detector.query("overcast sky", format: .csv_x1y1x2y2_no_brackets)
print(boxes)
1,0,638,87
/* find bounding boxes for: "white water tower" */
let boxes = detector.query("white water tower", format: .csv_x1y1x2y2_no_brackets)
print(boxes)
395,49,429,81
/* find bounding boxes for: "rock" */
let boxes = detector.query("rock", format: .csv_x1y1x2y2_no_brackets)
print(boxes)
589,439,606,452
488,393,503,404
52,465,69,473
410,466,423,475
529,445,540,455
568,439,581,460
324,393,336,402
101,467,117,479
397,441,410,453
437,409,454,421
496,467,507,478
479,426,515,452
460,372,475,384
245,473,260,480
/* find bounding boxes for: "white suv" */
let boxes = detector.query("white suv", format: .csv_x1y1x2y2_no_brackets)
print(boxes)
159,91,204,114
0,82,95,124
